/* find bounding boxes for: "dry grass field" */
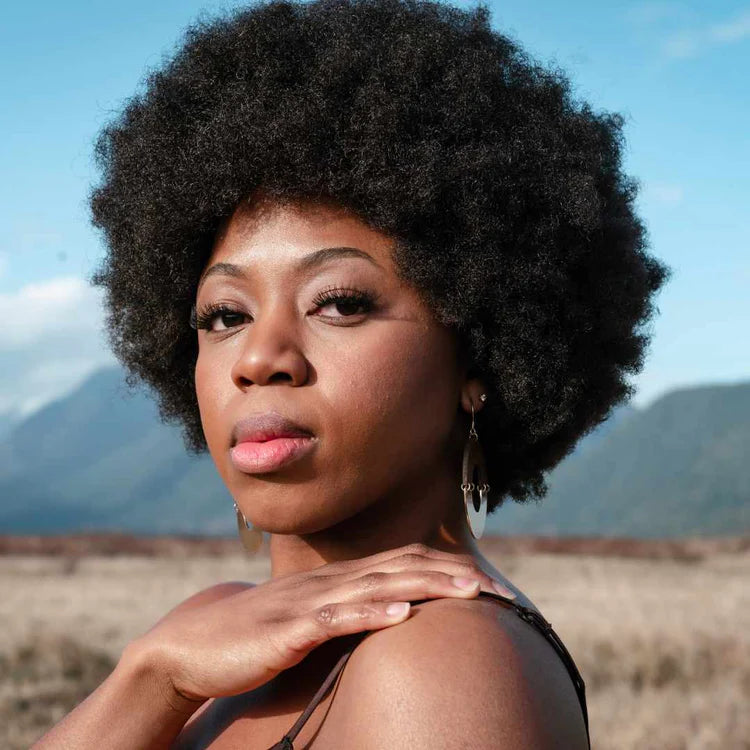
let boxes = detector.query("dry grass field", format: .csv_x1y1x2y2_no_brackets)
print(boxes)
0,534,747,749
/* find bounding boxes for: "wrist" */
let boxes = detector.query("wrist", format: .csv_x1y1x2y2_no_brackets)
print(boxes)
119,638,207,720
29,638,204,750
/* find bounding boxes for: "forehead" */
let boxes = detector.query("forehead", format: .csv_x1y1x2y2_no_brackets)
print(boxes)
207,195,397,273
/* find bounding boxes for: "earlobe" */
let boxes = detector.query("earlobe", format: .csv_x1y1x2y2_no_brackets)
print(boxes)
460,379,487,414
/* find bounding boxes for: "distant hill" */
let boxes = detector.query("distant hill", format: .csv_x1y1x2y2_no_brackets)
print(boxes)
0,367,233,535
0,366,748,537
0,409,23,441
490,382,750,537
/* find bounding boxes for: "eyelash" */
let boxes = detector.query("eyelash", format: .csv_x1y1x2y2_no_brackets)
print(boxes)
193,285,380,332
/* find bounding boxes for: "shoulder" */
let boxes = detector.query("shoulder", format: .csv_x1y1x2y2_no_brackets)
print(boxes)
327,596,588,749
162,581,255,618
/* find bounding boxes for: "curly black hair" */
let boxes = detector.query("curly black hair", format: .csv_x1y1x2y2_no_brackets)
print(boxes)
88,0,671,514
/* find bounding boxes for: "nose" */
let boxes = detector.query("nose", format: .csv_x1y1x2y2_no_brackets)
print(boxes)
230,304,309,389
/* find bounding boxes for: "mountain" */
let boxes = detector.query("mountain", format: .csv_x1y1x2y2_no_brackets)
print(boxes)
0,367,234,534
489,382,750,537
0,366,748,537
0,408,24,441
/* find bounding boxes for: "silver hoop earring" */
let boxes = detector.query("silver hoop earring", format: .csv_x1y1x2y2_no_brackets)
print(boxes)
460,398,489,539
234,501,263,555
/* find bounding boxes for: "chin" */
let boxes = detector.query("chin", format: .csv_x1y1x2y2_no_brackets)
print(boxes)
241,488,370,537
233,489,330,536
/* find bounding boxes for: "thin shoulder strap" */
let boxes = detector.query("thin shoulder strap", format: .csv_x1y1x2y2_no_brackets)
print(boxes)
267,592,590,750
476,590,590,749
266,632,370,750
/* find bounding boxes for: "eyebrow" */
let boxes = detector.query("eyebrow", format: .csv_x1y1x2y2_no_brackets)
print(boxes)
197,246,382,294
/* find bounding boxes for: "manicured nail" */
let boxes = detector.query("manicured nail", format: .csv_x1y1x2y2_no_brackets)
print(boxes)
452,576,480,590
386,602,411,617
492,579,517,598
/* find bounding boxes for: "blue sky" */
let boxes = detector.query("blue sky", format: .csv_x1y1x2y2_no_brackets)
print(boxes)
1,0,748,420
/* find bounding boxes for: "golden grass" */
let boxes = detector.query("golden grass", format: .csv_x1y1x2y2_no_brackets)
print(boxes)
1,537,747,749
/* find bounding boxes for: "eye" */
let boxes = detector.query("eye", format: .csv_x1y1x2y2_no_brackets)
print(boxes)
311,286,379,322
193,302,248,332
192,286,380,334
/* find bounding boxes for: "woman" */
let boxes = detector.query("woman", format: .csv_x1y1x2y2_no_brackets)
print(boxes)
32,0,670,747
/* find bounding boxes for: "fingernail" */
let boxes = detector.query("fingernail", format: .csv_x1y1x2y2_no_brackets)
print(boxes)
492,579,516,598
386,602,411,617
452,576,480,590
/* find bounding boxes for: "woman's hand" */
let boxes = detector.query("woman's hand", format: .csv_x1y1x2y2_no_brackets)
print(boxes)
126,543,515,712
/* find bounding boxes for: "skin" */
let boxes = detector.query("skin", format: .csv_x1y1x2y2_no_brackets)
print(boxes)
30,189,587,749
194,190,502,583
179,191,590,748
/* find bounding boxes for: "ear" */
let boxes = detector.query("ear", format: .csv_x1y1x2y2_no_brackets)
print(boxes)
454,333,487,415
460,375,488,415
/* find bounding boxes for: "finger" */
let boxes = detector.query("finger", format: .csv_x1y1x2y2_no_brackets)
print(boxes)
361,555,515,597
317,552,516,599
277,599,414,662
313,569,513,610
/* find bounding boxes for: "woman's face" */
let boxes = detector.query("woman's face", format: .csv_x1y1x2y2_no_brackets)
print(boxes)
194,194,468,536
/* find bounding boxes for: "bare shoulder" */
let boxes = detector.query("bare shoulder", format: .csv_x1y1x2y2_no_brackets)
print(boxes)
153,581,257,742
324,595,588,750
164,580,255,618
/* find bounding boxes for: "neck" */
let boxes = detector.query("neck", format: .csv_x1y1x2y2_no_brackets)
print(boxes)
268,460,482,579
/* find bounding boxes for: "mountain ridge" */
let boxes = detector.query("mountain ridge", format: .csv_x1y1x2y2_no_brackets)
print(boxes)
1,366,747,537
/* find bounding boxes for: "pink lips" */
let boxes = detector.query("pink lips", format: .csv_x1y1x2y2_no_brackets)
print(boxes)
229,410,317,474
230,436,317,474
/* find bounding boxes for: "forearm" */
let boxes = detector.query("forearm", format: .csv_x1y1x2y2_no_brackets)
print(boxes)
30,641,204,750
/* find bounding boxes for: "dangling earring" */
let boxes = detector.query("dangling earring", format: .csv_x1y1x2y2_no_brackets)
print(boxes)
461,394,489,539
234,501,263,555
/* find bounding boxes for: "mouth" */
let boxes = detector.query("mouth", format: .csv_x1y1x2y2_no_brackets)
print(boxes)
229,410,317,474
230,435,318,474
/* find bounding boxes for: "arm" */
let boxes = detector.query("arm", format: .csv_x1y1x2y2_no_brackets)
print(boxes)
30,582,254,750
29,641,202,750
327,596,589,749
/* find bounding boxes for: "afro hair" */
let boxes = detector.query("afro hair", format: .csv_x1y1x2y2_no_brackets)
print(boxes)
88,0,672,514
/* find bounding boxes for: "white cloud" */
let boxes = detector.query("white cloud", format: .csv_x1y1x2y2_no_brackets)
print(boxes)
625,2,689,28
0,276,116,417
662,8,750,59
0,276,98,348
642,181,685,206
711,9,750,42
663,30,701,58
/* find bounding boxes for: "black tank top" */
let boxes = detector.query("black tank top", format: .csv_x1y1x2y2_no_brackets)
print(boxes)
266,590,590,749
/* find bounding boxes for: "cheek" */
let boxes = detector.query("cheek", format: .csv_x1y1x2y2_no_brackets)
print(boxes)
191,317,461,526
318,322,460,478
194,350,226,454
